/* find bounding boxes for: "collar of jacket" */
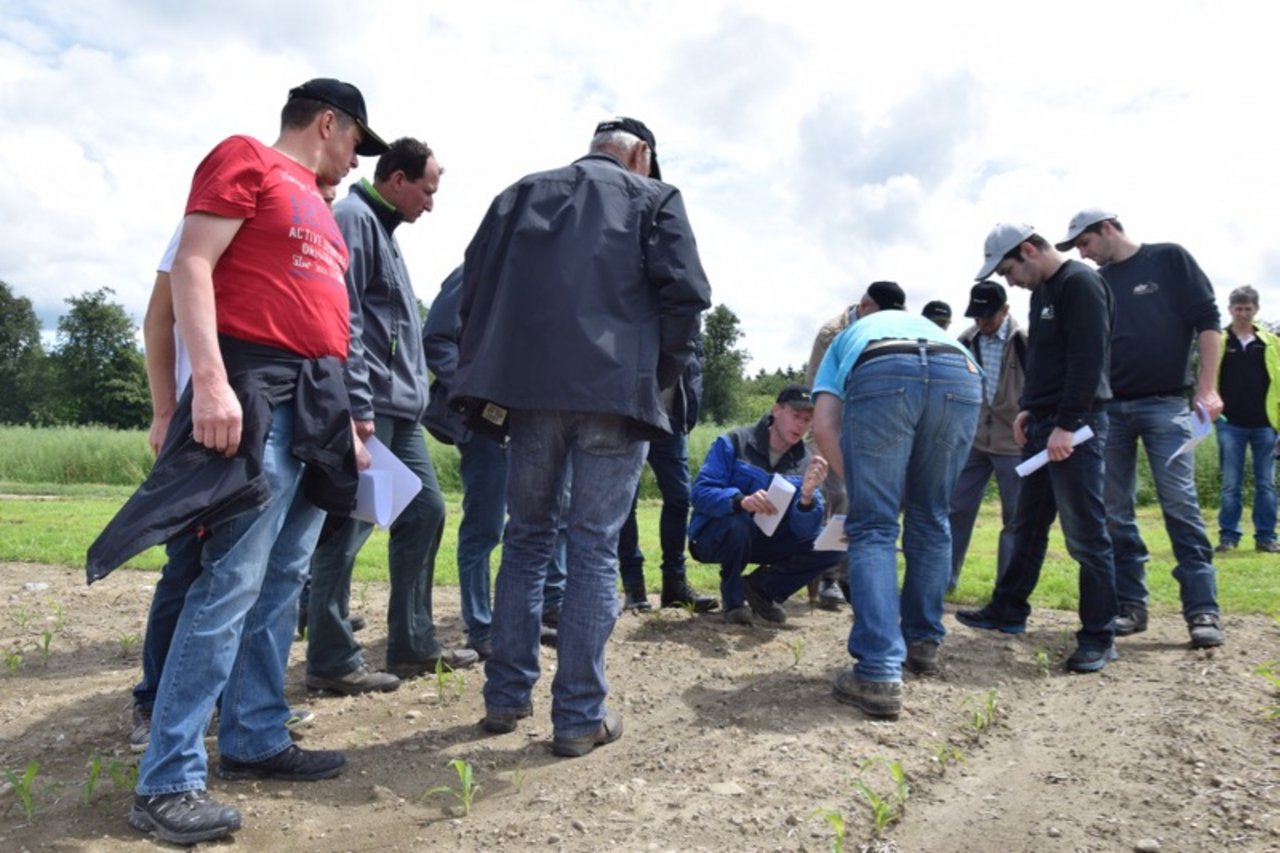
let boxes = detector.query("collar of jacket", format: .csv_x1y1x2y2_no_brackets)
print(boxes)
574,152,630,172
353,179,404,235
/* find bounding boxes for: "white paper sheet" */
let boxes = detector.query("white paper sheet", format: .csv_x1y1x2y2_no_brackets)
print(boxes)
753,473,797,536
814,514,848,551
1015,425,1095,478
350,436,423,528
1167,403,1213,466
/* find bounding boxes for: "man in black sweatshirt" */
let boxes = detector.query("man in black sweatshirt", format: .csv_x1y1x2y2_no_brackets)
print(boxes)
957,223,1119,674
1055,209,1223,649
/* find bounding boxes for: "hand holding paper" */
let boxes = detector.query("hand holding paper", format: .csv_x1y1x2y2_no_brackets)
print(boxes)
1015,425,1095,477
753,474,796,536
1166,403,1212,467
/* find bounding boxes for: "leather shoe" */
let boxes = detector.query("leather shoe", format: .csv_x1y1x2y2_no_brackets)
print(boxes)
387,648,480,678
305,664,400,695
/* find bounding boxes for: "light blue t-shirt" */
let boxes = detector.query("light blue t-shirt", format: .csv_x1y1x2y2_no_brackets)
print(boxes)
812,310,978,401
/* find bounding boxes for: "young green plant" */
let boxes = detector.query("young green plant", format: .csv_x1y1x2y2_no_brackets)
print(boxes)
809,807,847,853
421,758,480,816
3,761,40,820
81,755,103,806
852,757,909,837
434,657,466,702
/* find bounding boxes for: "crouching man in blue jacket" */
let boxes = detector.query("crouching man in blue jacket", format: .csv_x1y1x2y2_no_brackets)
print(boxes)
689,385,843,623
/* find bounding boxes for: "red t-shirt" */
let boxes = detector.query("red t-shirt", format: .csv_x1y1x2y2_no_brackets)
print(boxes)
185,135,349,358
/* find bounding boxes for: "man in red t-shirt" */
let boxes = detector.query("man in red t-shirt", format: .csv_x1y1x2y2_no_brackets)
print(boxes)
129,79,388,846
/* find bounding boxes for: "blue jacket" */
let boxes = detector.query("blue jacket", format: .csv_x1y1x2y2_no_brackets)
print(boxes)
689,414,823,542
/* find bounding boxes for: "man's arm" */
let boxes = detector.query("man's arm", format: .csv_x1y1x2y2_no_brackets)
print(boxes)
645,190,713,388
813,393,845,482
170,212,244,456
335,206,376,440
142,271,178,457
1194,328,1224,420
422,266,464,385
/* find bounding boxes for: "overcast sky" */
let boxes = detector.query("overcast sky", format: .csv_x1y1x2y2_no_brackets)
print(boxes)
3,0,1278,372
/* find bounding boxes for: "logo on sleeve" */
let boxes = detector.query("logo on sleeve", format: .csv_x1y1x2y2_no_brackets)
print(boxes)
1040,305,1055,320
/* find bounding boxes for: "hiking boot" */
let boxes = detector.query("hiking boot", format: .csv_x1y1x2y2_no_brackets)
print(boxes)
1065,644,1118,674
1214,539,1237,554
306,664,400,695
467,639,494,661
1115,605,1148,636
129,705,152,754
551,709,623,757
481,703,533,734
832,669,902,718
1257,540,1280,553
540,623,558,648
955,604,1025,634
660,576,719,613
129,790,241,844
905,640,940,676
722,606,753,625
386,648,480,679
1188,612,1225,648
744,576,787,624
216,744,346,782
623,586,653,612
817,578,846,611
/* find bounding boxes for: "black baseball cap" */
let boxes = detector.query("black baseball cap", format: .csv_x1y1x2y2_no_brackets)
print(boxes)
775,384,814,410
922,300,952,322
964,280,1008,318
867,280,906,311
288,78,389,157
594,116,661,180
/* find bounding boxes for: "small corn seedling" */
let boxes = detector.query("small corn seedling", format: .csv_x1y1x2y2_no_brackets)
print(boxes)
81,755,104,806
106,759,139,791
50,600,66,633
964,688,1001,735
5,650,23,675
790,636,806,666
434,658,466,702
1033,647,1052,678
809,807,847,853
13,608,33,630
118,632,140,657
3,761,40,820
39,631,53,667
422,758,480,815
852,757,909,837
929,741,965,776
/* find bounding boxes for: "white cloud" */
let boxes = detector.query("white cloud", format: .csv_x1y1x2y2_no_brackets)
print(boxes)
2,0,1277,375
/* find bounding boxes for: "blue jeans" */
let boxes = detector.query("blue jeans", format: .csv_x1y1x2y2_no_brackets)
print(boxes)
989,411,1117,651
688,512,839,607
948,448,1021,587
133,530,204,709
618,431,692,589
839,351,980,681
483,410,644,738
1217,421,1278,546
307,414,446,676
1105,396,1218,618
138,404,324,794
457,434,508,646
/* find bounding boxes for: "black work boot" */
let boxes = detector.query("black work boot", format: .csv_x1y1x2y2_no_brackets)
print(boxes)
660,575,719,613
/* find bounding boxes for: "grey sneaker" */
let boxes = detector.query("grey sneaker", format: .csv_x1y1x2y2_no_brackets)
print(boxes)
1214,539,1238,553
386,648,480,679
129,705,152,754
306,664,400,695
723,606,753,625
481,703,533,734
285,707,316,729
551,709,623,757
129,790,241,844
1257,540,1280,553
905,640,940,676
833,669,902,718
817,578,846,611
1065,644,1118,673
1115,605,1148,636
744,576,787,624
1188,612,1224,648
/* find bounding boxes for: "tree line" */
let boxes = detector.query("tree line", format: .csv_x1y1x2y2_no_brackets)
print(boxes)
0,282,790,431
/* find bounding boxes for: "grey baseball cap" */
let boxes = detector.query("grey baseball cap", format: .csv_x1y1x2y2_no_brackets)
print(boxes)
1055,208,1118,251
976,222,1035,280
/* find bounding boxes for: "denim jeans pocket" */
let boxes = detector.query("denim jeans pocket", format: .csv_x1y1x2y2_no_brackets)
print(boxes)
846,387,908,455
576,413,636,458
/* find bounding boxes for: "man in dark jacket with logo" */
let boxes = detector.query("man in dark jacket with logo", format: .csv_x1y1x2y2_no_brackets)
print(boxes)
454,117,711,757
306,138,477,698
688,385,841,624
1055,209,1224,648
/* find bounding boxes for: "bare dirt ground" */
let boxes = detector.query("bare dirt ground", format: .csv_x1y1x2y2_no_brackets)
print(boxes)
1,562,1278,852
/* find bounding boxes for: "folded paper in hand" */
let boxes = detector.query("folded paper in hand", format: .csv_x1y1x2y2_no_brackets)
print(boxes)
351,436,422,528
753,474,796,536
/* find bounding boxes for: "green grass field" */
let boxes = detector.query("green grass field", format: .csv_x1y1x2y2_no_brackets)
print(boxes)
2,483,1276,616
